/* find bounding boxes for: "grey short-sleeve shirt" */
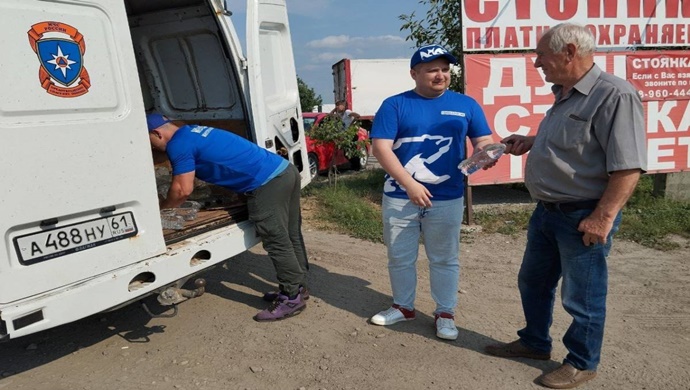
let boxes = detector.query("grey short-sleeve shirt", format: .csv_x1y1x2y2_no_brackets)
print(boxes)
525,64,647,202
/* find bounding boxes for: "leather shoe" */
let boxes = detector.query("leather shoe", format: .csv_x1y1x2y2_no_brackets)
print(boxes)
539,363,597,389
484,339,551,360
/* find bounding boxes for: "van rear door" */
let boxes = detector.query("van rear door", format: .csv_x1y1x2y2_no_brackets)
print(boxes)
244,0,310,185
0,0,165,303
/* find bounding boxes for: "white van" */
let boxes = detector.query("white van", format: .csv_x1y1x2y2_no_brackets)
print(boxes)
0,0,309,340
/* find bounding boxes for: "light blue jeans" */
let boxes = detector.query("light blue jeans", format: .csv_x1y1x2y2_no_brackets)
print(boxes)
382,194,464,315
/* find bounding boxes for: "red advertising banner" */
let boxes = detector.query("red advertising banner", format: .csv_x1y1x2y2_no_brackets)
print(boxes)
627,52,690,101
464,52,690,186
461,0,690,51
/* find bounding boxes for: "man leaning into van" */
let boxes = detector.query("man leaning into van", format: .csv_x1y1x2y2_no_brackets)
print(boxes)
146,113,310,322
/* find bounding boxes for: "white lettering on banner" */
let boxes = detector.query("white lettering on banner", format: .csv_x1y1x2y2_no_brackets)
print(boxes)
529,57,552,96
647,101,690,133
593,55,627,79
465,23,690,50
641,136,690,172
680,104,690,131
632,57,690,69
484,58,534,104
461,0,690,51
492,104,552,138
510,154,524,179
680,137,690,167
462,0,690,23
465,53,690,182
648,101,679,133
648,138,681,171
494,106,531,137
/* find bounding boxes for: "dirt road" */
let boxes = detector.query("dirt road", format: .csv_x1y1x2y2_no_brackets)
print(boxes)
1,219,689,390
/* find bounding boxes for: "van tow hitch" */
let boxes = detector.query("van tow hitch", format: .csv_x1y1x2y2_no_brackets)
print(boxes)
141,278,207,318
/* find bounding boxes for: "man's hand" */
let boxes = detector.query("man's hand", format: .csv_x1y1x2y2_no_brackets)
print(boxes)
578,169,641,246
502,135,534,155
578,213,614,246
405,181,433,208
469,135,500,171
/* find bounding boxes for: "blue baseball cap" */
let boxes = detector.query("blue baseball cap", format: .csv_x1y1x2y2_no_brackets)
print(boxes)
410,45,458,69
146,113,170,132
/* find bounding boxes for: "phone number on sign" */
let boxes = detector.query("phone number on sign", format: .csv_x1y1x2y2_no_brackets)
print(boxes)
637,88,690,101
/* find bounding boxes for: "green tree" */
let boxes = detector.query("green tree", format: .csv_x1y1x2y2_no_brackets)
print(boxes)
399,0,464,91
307,114,370,184
297,76,323,113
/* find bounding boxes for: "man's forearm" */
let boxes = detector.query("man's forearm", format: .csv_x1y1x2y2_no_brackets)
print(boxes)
160,181,191,208
593,169,641,221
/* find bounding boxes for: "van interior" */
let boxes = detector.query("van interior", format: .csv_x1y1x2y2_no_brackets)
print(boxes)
125,0,253,244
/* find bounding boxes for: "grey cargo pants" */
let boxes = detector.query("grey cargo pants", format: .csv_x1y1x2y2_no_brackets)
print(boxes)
246,163,308,297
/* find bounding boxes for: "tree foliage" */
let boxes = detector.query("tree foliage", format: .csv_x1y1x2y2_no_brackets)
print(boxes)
307,115,370,184
399,0,464,91
297,76,323,113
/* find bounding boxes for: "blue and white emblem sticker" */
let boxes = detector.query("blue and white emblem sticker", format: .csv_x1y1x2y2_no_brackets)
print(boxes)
28,22,91,98
36,39,83,87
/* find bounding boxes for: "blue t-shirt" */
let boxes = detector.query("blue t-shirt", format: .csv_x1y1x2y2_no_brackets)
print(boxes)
371,90,492,200
166,125,288,193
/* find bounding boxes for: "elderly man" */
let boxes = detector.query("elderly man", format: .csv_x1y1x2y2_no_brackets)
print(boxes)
368,44,496,341
146,113,309,322
485,24,647,389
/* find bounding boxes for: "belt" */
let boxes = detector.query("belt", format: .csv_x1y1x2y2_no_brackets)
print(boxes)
540,199,599,213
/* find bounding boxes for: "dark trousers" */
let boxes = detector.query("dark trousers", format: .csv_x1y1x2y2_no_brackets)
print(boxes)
246,164,308,297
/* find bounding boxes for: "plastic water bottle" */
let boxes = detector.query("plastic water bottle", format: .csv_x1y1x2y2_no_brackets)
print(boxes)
458,143,506,176
160,209,185,230
177,201,201,221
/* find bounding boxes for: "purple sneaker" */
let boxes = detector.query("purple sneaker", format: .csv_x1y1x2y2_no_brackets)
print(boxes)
262,286,310,302
254,294,306,322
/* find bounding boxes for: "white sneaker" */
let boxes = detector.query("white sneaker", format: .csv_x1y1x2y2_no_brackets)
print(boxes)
370,304,416,326
435,313,458,340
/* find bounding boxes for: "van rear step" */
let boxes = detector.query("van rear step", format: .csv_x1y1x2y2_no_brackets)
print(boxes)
163,205,247,245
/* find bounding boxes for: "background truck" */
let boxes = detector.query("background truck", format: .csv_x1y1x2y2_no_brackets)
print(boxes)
332,58,415,131
0,0,308,340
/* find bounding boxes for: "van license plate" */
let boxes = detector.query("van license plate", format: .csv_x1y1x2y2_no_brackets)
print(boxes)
14,212,138,265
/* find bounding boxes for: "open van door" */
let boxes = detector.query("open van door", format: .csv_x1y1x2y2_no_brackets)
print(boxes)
0,0,165,305
245,0,310,186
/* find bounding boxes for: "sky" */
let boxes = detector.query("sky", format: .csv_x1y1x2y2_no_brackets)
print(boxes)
228,0,429,104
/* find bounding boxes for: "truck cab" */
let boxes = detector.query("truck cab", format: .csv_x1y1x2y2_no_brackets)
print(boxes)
0,0,308,340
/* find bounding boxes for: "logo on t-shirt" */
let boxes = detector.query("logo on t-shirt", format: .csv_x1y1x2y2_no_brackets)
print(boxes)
191,125,214,137
441,110,466,117
384,135,453,193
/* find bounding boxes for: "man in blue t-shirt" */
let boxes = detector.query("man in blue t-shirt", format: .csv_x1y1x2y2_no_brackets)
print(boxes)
147,113,309,321
368,45,497,341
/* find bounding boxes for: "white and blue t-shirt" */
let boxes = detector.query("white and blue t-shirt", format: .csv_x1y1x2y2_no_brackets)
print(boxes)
167,125,288,194
371,90,492,200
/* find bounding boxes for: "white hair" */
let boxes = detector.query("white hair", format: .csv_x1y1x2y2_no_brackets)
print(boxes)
545,23,595,56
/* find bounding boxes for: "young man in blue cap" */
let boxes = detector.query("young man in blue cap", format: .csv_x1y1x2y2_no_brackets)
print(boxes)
146,113,309,321
368,45,496,340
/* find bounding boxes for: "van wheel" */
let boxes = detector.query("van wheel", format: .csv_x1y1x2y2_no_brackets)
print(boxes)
350,152,368,171
308,153,319,180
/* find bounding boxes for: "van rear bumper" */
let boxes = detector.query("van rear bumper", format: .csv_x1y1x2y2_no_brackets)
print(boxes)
0,221,260,340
